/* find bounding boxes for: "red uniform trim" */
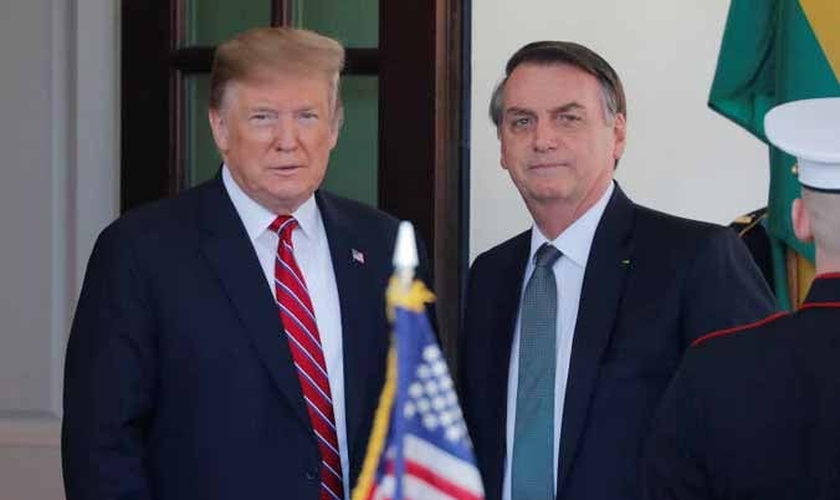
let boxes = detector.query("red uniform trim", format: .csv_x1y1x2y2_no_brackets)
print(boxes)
814,272,840,280
690,312,789,348
800,302,840,311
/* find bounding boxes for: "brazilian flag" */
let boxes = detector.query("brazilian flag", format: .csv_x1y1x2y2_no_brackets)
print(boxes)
709,0,840,309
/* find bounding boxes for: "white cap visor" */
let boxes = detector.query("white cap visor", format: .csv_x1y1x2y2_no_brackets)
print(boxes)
764,97,840,191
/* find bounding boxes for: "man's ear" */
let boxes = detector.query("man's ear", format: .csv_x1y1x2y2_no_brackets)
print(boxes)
328,105,343,150
499,128,509,171
612,113,627,161
792,197,814,243
208,108,229,153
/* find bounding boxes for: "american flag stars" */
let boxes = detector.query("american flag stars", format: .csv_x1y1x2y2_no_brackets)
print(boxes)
403,345,470,445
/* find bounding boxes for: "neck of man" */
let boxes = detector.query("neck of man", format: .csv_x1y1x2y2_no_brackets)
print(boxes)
528,175,612,241
815,246,840,276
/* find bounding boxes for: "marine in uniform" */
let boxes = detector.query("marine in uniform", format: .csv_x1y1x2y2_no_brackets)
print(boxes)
642,97,840,500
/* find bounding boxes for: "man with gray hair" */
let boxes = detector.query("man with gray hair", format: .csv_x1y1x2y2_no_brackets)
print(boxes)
62,26,429,500
643,97,840,500
459,40,776,500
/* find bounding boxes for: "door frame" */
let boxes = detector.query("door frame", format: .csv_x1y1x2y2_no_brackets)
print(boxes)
120,0,469,358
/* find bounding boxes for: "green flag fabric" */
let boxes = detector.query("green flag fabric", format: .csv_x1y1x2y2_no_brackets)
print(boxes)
709,0,840,308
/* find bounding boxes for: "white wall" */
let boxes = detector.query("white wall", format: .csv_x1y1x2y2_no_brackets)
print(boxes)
470,0,770,259
0,0,118,497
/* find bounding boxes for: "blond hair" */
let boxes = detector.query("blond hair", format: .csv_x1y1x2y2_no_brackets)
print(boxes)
209,26,345,113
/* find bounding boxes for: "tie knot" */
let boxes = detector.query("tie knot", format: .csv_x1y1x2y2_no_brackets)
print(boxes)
534,243,562,268
269,215,298,243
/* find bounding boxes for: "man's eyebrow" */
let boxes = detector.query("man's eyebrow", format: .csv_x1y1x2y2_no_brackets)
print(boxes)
551,102,585,114
247,106,278,113
504,107,537,117
505,102,586,117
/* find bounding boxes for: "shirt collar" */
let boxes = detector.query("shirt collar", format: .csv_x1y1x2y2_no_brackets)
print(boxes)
529,181,615,268
222,164,320,242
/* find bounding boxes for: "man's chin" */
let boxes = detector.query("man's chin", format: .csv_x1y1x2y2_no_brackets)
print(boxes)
522,184,575,203
254,186,315,214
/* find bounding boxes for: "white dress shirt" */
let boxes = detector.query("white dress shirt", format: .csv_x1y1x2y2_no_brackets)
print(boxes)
223,166,350,498
502,181,615,500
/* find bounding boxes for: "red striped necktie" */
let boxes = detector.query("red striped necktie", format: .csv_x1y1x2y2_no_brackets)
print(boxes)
270,215,344,500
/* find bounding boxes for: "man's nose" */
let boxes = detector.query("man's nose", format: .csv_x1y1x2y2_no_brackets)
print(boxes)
532,120,558,152
273,117,298,151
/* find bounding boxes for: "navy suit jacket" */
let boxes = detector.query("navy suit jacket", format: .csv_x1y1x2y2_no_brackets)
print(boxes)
458,185,776,500
62,178,429,500
643,275,840,500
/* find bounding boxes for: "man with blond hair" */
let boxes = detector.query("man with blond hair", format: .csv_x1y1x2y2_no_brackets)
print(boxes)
643,97,840,500
62,27,429,500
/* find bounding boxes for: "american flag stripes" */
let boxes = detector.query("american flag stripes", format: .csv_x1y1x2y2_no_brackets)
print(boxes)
352,279,485,500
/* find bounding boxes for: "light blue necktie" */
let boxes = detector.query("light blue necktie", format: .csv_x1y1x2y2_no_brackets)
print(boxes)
512,243,562,500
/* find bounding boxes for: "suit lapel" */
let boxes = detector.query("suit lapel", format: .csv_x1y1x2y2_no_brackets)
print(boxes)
497,233,532,357
557,185,634,492
316,192,388,468
198,179,311,428
486,231,531,499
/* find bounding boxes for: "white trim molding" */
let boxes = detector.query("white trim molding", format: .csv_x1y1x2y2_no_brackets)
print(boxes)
0,416,62,449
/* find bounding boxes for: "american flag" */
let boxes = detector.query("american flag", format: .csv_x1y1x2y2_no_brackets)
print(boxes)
352,282,485,500
352,248,366,265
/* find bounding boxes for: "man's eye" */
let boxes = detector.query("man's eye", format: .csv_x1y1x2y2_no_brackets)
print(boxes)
299,111,319,121
558,114,581,123
250,113,275,123
510,117,532,129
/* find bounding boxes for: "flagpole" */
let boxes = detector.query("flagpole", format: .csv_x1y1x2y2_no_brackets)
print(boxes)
390,222,417,500
351,223,482,500
393,221,419,290
350,222,418,500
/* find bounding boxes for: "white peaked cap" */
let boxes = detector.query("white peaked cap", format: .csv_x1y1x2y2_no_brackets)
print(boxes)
764,97,840,192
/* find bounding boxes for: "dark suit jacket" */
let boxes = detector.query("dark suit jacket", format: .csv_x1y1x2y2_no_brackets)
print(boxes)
643,274,840,500
458,185,776,500
62,178,429,500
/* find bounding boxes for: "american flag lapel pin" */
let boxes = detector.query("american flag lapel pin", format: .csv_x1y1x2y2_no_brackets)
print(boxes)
351,248,365,265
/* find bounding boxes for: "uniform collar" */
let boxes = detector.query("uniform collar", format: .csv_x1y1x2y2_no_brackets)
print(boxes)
802,273,840,307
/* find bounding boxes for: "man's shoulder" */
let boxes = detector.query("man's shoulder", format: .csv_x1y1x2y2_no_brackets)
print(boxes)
624,202,748,269
97,180,216,250
691,311,790,348
316,190,399,228
677,311,797,406
631,202,728,240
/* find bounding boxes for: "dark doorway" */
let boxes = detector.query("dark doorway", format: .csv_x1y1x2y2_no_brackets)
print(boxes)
121,0,468,358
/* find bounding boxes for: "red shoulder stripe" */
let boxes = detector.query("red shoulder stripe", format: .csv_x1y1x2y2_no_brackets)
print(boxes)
800,302,840,311
690,312,789,348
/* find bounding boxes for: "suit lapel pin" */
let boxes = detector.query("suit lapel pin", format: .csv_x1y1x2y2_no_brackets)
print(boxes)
352,248,366,265
621,259,631,267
